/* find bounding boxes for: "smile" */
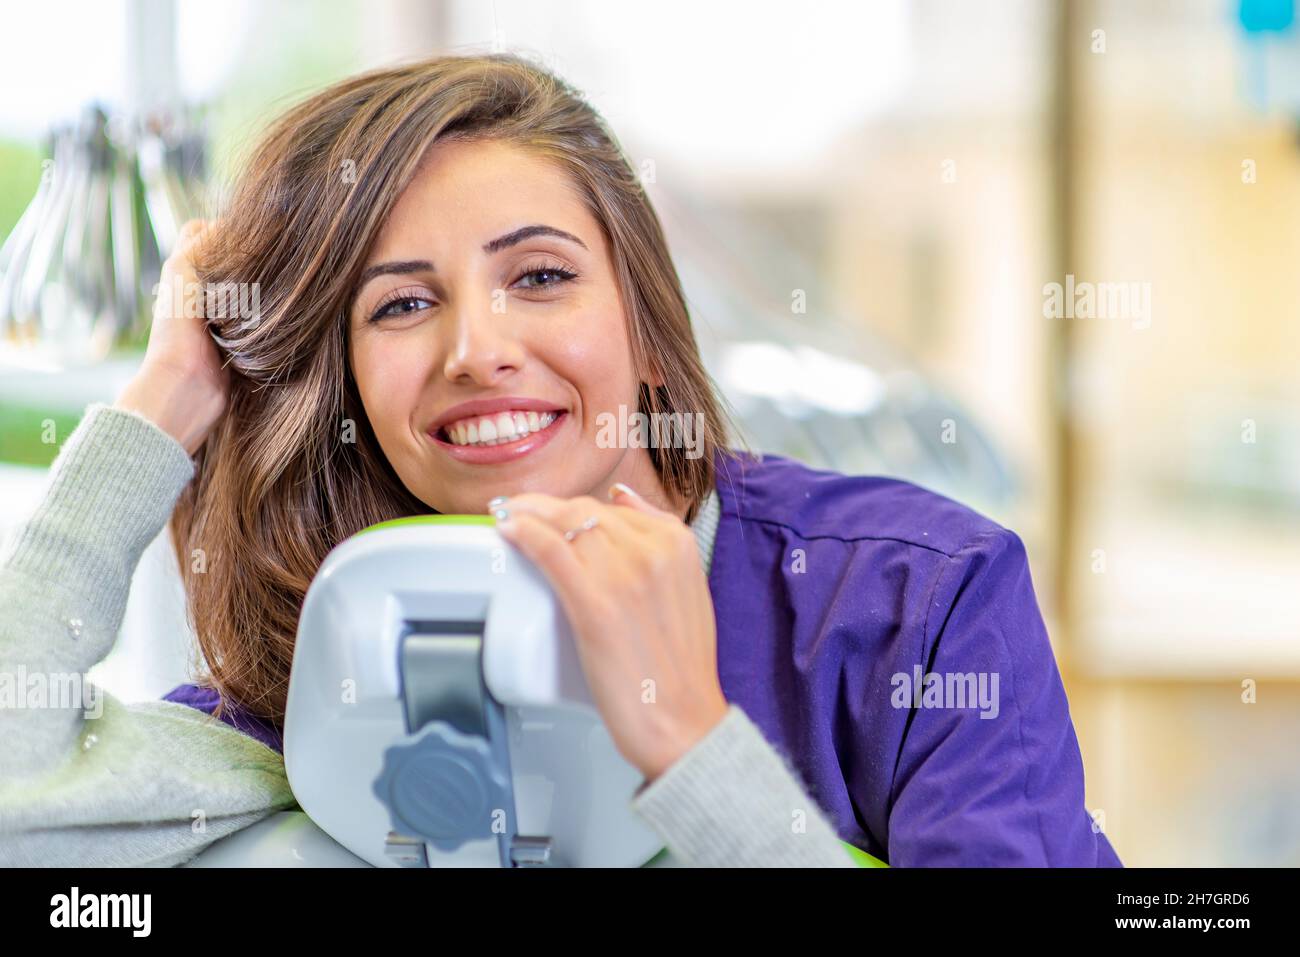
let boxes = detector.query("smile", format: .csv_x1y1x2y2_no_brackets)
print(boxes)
441,410,558,447
429,407,568,464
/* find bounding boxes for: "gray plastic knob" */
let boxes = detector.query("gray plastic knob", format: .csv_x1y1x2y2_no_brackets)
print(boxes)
372,720,511,853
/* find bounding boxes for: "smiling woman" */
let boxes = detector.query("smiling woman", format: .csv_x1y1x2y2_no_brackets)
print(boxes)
172,55,731,728
2,51,1119,869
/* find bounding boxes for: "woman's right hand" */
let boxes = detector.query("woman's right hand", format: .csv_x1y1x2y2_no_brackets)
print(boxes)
114,219,232,456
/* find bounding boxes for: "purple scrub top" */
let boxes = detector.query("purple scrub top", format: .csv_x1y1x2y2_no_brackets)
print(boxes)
163,683,283,754
166,447,1122,867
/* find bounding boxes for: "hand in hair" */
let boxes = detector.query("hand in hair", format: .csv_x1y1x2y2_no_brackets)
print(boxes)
114,219,232,456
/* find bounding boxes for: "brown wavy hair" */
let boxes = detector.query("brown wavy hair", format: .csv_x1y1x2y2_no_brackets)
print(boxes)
169,53,737,726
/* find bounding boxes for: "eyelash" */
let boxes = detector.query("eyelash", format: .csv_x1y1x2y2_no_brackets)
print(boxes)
368,261,579,323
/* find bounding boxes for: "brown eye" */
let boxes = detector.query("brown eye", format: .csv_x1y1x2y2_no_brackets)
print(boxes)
371,294,435,322
512,264,577,290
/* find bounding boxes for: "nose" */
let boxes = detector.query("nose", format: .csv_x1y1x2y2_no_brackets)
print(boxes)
440,296,526,386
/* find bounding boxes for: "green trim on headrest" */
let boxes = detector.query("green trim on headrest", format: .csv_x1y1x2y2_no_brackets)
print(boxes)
356,514,496,536
641,847,670,867
842,841,889,867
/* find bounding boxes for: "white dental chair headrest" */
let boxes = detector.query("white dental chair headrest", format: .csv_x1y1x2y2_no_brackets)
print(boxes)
284,515,664,868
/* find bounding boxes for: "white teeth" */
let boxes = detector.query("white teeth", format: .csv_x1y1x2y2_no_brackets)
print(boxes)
443,410,561,447
496,413,517,440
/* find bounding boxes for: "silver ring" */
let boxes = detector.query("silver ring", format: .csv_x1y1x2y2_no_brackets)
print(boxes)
563,515,599,542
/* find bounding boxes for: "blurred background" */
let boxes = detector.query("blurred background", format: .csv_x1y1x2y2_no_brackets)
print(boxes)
1,0,1298,866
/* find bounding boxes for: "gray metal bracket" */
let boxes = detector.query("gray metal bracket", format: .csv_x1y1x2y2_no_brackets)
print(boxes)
372,618,552,867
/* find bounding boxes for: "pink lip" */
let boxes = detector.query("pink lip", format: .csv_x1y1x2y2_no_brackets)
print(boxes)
428,409,568,465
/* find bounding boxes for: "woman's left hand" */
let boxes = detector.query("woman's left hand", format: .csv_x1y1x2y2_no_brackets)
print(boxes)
492,484,728,783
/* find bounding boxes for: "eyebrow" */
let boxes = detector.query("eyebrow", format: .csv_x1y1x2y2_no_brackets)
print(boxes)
353,224,588,293
485,223,587,255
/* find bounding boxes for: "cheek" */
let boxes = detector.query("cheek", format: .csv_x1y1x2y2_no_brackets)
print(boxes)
351,336,426,447
543,301,640,411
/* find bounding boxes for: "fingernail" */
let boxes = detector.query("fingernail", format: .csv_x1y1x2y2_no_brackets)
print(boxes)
609,482,637,499
487,495,509,510
492,507,511,523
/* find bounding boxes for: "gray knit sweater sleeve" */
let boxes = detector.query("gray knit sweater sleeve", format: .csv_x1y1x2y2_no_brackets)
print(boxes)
0,403,295,866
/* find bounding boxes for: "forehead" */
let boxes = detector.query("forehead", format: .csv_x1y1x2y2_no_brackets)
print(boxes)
372,137,592,249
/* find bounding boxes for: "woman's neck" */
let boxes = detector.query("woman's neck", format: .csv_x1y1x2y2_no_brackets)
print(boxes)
599,450,689,522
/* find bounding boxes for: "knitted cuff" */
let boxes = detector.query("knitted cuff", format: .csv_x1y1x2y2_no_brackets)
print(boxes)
629,703,857,867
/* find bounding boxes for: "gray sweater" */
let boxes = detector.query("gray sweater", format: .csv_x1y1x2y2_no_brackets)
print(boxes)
0,402,858,868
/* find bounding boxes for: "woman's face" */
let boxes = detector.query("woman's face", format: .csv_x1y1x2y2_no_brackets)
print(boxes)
347,137,671,516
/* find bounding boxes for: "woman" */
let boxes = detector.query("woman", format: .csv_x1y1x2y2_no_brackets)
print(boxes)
0,53,1120,867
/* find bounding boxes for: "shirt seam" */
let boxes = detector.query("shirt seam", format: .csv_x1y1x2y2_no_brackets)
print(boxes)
886,548,951,814
966,527,1045,865
885,524,1045,865
717,508,974,558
